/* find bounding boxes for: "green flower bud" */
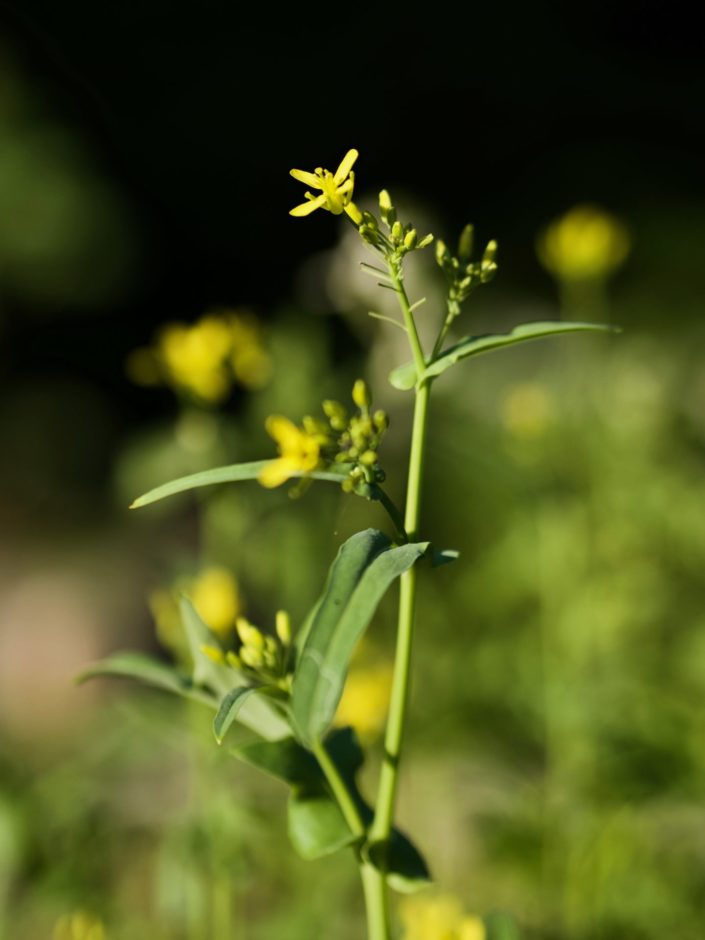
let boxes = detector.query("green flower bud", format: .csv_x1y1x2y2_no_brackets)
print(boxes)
352,379,371,410
403,229,418,251
360,449,378,466
200,644,225,665
391,220,403,243
225,651,242,670
275,610,291,646
373,410,389,431
435,239,448,265
417,233,434,249
483,239,498,263
341,478,355,493
379,190,393,212
240,646,263,669
458,223,474,261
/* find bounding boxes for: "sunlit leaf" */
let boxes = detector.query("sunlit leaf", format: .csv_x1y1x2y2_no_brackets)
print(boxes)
130,460,353,509
292,530,428,745
76,651,215,706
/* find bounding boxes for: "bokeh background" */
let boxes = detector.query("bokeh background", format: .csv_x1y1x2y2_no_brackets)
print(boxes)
2,3,705,938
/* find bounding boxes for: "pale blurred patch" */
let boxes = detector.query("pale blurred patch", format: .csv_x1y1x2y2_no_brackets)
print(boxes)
334,661,393,742
53,911,106,940
0,572,104,737
500,382,554,440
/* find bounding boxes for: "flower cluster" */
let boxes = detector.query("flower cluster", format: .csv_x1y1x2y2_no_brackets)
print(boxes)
435,225,498,307
126,309,271,404
201,610,293,690
259,379,389,495
357,189,434,263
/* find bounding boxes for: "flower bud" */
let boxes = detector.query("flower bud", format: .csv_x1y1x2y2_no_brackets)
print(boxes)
458,223,474,261
403,229,418,251
275,610,292,645
391,220,403,243
240,646,263,669
360,449,378,466
225,651,242,669
200,644,225,665
352,379,371,410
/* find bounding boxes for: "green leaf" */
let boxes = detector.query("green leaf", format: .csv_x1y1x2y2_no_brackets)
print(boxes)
76,651,215,707
232,736,321,788
366,828,432,893
181,598,290,741
292,530,428,744
388,360,418,391
391,321,618,389
287,790,357,859
130,460,353,509
213,686,261,744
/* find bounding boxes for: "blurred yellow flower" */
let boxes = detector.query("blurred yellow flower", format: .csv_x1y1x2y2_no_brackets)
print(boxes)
258,415,321,488
190,566,241,637
290,149,363,224
53,912,107,940
537,204,630,281
501,382,554,440
400,894,485,940
335,662,393,741
126,310,270,403
150,566,241,655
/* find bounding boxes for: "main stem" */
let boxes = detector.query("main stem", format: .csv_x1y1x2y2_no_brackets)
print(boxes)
371,378,430,843
366,264,432,938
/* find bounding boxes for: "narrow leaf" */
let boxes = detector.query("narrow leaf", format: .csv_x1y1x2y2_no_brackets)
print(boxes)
390,321,617,390
423,321,617,381
292,530,428,744
131,461,353,509
213,686,260,744
432,548,460,568
76,651,215,707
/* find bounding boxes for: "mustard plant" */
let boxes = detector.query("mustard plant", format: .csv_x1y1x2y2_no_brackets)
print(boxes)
81,150,615,939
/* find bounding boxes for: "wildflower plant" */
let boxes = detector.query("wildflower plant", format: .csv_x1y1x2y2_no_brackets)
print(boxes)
81,150,615,939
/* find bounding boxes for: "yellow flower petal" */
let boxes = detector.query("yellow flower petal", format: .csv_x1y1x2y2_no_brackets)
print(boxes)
290,168,323,188
290,194,327,216
258,457,297,488
265,415,302,449
334,148,358,184
344,202,363,225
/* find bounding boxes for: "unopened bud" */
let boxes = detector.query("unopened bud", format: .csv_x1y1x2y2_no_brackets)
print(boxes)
417,233,434,249
360,449,378,466
483,239,498,263
225,651,242,669
236,617,264,650
352,379,371,410
373,410,389,431
458,223,474,261
391,220,403,243
200,644,225,665
275,610,291,645
435,239,448,265
403,229,418,250
379,190,393,211
240,646,263,669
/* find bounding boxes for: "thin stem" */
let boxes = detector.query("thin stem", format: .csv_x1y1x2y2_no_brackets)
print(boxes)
311,737,365,839
311,738,389,940
374,486,408,543
389,266,426,378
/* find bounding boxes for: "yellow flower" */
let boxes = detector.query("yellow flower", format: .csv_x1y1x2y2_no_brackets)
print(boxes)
158,316,233,402
190,567,241,637
335,663,393,742
290,149,363,224
258,415,321,488
399,895,486,940
537,204,630,281
53,912,107,940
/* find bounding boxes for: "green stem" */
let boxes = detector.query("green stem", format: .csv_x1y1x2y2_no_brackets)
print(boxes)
371,379,431,846
311,737,365,839
312,738,389,939
390,266,426,378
